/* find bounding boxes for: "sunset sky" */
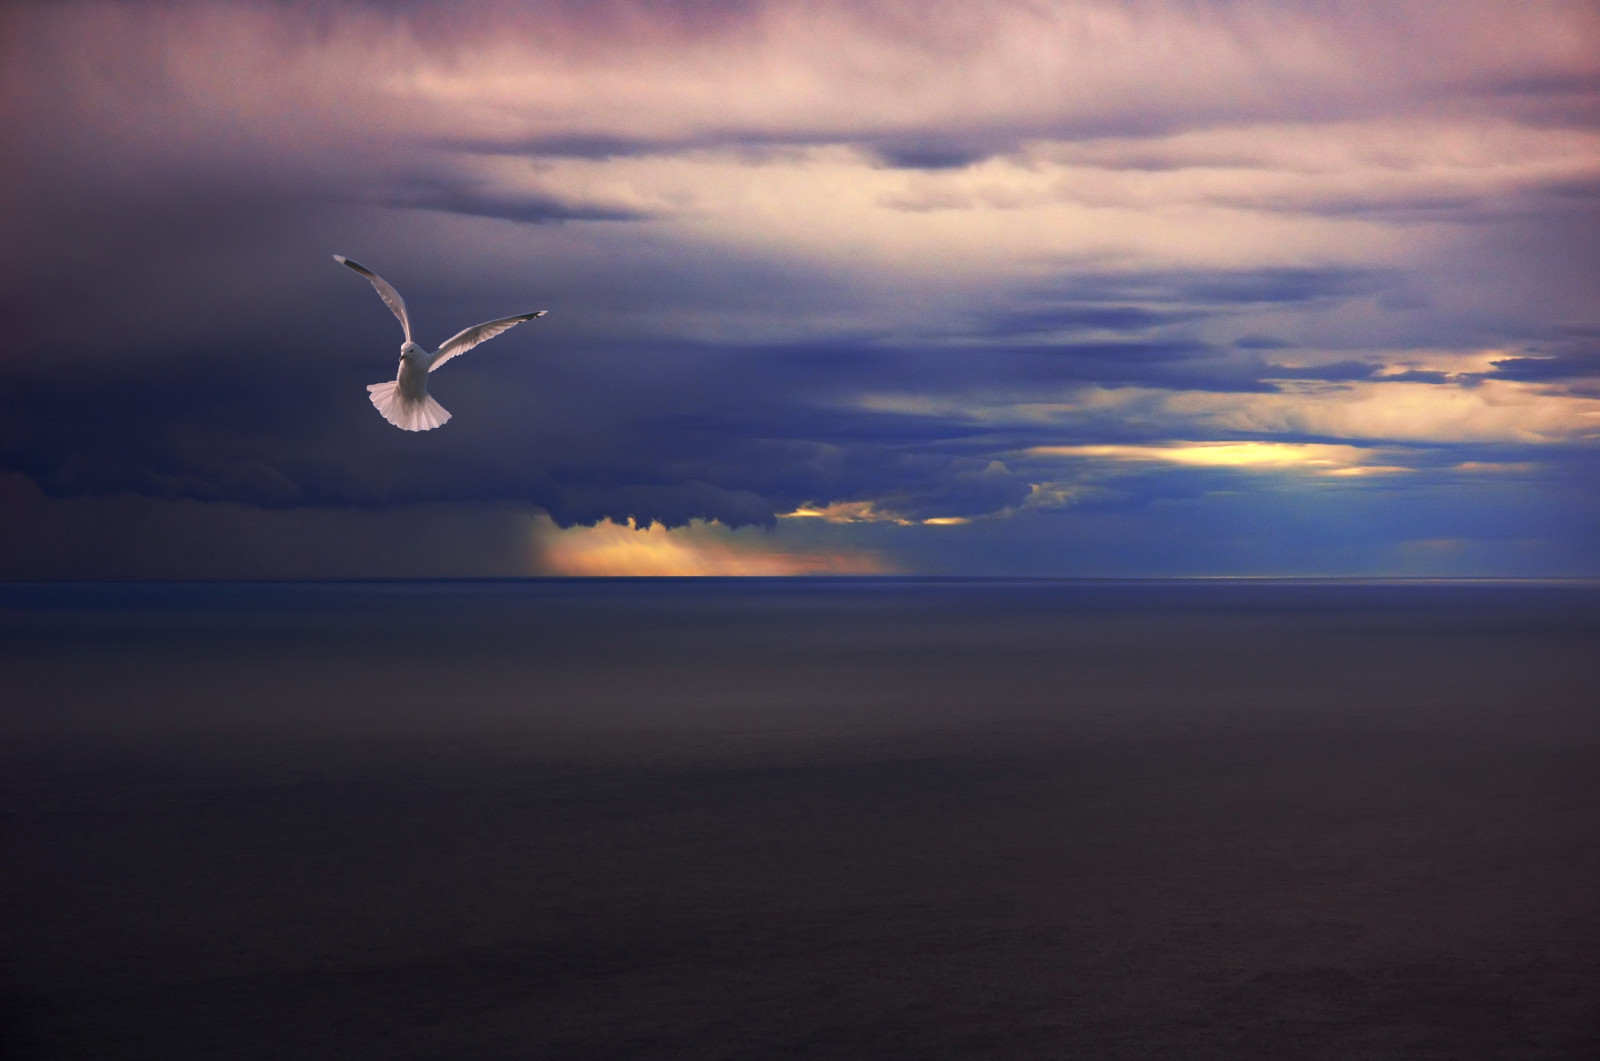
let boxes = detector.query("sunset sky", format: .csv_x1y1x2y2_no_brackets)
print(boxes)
3,0,1598,577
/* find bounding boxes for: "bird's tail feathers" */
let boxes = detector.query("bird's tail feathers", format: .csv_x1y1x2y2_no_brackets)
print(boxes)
367,380,451,432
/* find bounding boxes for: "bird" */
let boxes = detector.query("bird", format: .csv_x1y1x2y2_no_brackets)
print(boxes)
334,255,547,431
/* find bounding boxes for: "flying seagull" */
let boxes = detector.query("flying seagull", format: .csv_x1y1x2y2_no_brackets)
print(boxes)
334,255,547,431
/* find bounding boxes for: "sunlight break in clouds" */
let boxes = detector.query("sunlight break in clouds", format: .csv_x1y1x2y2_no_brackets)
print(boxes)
533,517,892,576
783,501,970,526
1161,380,1600,446
895,377,1600,448
1026,442,1409,477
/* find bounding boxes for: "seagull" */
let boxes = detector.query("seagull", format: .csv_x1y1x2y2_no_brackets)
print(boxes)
334,255,547,431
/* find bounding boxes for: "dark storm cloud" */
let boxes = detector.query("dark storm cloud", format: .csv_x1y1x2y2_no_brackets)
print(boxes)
1249,180,1600,227
759,333,1283,395
4,0,1599,576
1017,266,1402,311
385,178,652,224
1481,71,1600,127
1236,362,1455,385
1459,323,1600,389
459,128,1028,173
949,267,1429,393
1024,340,1207,365
866,460,1032,521
1260,361,1382,382
977,304,1210,336
1232,334,1292,350
1487,70,1600,101
1008,347,1281,394
1382,369,1456,384
1169,267,1392,305
1542,178,1600,204
0,334,1204,539
1478,320,1600,385
864,136,1017,170
0,281,1287,533
1484,349,1600,382
0,343,786,530
1280,194,1491,223
0,115,1585,549
0,320,1038,530
982,269,1397,338
451,133,674,161
0,236,1540,543
548,481,777,530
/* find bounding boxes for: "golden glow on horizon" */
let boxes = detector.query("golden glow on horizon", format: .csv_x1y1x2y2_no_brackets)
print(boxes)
1026,441,1405,475
533,517,892,576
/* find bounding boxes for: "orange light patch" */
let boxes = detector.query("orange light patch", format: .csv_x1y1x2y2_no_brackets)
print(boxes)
1025,441,1398,475
534,517,892,576
1454,461,1541,474
782,501,969,526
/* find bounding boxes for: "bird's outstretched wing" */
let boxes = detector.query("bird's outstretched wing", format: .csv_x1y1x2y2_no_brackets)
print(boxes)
430,310,546,372
334,255,412,344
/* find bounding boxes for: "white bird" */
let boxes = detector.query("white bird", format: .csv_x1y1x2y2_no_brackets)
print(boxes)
334,255,547,431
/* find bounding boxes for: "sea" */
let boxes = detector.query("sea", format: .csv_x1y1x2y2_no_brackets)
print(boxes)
2,579,1597,1058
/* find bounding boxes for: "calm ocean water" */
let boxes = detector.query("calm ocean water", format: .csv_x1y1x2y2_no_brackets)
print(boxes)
3,579,1598,1058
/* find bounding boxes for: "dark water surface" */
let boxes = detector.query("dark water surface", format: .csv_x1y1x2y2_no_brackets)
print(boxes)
3,579,1598,1058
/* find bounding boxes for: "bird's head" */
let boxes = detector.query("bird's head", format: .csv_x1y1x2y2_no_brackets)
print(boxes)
399,341,425,362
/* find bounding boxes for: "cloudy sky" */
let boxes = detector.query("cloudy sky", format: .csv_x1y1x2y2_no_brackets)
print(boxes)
3,0,1598,577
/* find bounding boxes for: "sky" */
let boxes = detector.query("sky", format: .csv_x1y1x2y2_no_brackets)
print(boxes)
2,0,1598,578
